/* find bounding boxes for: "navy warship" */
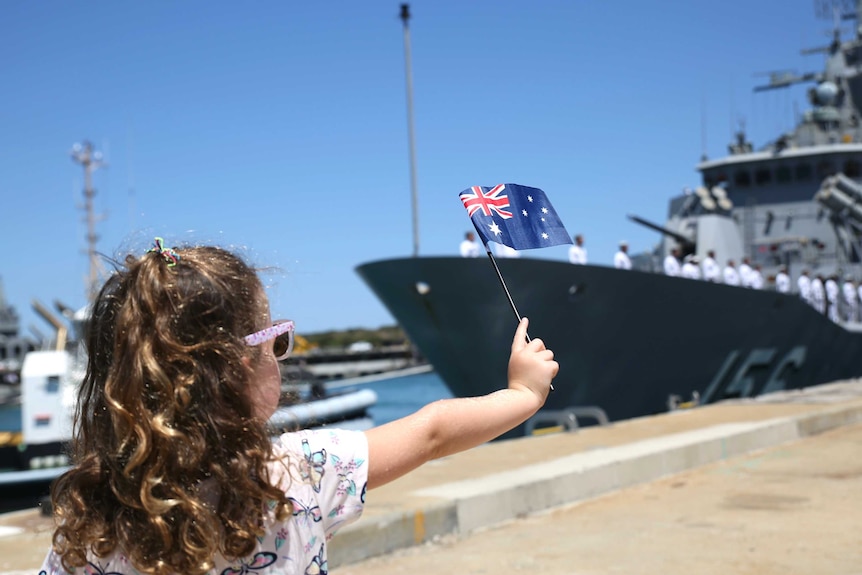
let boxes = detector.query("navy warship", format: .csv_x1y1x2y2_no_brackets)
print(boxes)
0,279,37,386
357,2,862,429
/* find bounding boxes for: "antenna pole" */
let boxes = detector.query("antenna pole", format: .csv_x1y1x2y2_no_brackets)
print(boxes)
400,3,420,257
71,141,106,302
700,90,708,161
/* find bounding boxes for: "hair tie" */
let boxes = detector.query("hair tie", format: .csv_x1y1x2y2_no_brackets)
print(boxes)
147,237,180,267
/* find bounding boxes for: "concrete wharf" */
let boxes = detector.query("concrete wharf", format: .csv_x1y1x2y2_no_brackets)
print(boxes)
1,380,861,574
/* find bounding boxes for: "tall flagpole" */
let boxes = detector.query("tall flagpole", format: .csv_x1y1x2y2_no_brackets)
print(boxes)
400,4,420,257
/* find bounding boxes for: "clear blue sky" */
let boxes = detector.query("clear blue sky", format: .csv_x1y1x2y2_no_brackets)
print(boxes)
0,0,829,335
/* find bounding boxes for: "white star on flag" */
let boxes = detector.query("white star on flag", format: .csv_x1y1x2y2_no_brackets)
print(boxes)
521,209,528,216
541,207,548,214
527,195,533,202
542,232,549,239
488,221,502,236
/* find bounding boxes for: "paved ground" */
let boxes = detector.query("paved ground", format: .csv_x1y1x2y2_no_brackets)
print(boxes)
2,380,861,573
338,422,862,575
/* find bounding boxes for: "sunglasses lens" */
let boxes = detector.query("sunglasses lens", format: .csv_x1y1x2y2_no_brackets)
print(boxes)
273,331,294,360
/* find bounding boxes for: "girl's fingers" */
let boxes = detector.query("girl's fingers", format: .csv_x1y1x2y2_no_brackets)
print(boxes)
511,317,529,352
526,337,546,352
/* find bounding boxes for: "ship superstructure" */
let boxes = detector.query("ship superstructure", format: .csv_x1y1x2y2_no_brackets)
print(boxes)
634,2,862,284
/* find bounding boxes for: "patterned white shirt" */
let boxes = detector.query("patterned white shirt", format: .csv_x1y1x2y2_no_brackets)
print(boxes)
40,429,368,575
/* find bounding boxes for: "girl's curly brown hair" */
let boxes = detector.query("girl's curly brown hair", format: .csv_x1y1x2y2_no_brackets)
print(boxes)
50,245,290,575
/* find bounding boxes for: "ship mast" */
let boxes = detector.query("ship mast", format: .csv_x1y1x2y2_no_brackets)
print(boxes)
70,141,106,302
400,3,420,257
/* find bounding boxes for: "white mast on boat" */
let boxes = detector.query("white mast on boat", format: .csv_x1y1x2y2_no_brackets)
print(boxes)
400,3,420,257
70,141,106,302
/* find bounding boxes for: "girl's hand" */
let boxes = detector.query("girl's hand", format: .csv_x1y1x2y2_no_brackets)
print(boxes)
364,317,559,490
507,317,558,405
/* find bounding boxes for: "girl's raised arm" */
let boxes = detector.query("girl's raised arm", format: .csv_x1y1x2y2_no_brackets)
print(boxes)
364,317,558,490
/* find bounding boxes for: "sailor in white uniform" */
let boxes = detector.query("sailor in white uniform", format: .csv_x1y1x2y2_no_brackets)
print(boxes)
749,265,764,290
614,241,632,270
663,247,681,277
738,257,754,288
723,260,741,286
681,255,701,280
842,278,858,322
568,234,587,264
811,275,826,314
825,275,840,322
775,267,791,294
797,270,812,305
459,231,480,257
701,250,721,282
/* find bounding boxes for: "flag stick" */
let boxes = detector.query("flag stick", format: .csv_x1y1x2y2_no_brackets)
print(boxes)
485,247,525,326
484,247,554,391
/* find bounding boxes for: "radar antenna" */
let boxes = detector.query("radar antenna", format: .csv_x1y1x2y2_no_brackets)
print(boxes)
70,141,107,302
814,0,855,21
755,1,860,91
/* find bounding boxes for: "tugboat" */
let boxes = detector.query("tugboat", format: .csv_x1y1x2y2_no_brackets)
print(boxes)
357,2,862,431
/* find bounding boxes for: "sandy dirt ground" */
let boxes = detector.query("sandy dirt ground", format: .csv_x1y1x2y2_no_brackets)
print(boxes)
337,423,862,575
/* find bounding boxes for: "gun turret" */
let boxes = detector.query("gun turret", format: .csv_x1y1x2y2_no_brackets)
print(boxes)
627,214,696,256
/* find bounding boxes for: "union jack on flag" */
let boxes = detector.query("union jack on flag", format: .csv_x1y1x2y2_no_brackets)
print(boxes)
459,183,571,251
460,184,513,219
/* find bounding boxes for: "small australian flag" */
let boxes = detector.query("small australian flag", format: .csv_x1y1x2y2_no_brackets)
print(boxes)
459,183,572,250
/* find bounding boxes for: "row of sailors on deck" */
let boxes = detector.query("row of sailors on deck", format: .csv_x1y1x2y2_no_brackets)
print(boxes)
461,231,861,322
663,244,862,323
462,232,632,267
462,232,627,265
569,235,632,269
663,248,765,288
797,271,862,323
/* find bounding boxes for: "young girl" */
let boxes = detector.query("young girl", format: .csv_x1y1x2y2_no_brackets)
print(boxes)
40,239,558,575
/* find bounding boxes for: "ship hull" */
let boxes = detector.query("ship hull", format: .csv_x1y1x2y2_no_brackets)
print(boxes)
357,257,862,424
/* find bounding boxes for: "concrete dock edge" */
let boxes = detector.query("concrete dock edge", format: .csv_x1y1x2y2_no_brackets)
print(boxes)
329,401,862,568
330,501,457,566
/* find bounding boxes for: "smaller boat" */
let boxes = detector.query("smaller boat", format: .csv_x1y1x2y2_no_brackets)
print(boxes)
285,333,424,381
270,387,378,433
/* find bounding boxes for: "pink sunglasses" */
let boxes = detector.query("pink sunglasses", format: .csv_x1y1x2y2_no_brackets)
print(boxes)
244,319,295,360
